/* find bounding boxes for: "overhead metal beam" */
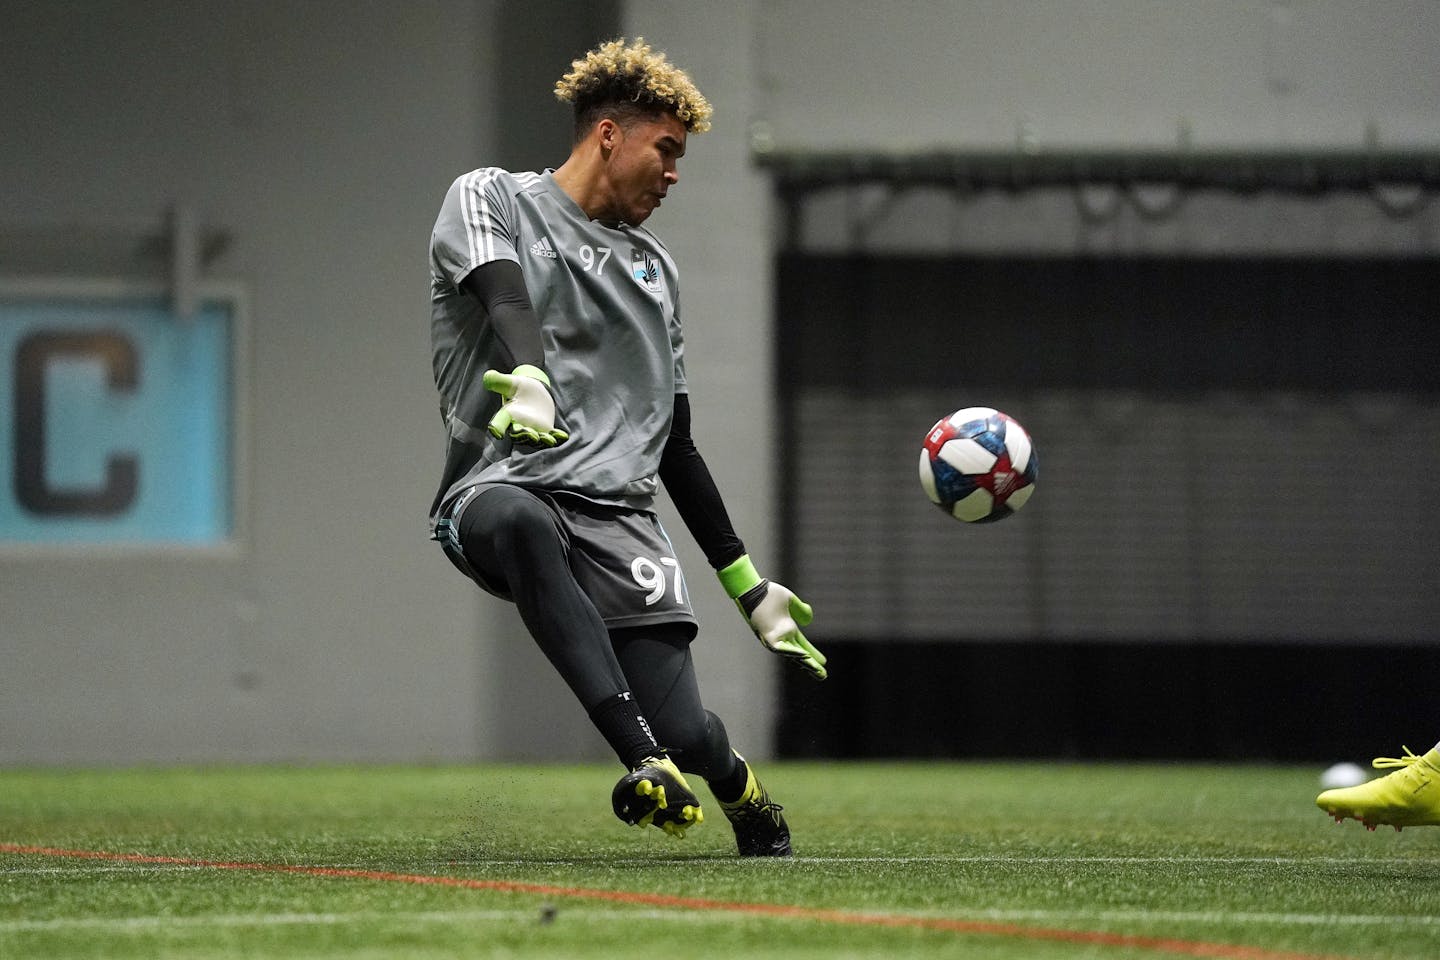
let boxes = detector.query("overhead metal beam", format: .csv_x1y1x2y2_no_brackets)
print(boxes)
755,148,1440,194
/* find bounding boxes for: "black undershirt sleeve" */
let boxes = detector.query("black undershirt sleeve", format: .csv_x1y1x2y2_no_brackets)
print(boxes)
659,393,747,570
460,259,544,369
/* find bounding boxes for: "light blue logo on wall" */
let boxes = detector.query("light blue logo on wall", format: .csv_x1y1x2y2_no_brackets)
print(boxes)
0,294,233,544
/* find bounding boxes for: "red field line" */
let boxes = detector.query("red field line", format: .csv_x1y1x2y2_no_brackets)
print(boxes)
1,842,1349,960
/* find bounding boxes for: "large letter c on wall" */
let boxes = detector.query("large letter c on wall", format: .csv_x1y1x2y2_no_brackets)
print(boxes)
14,331,139,516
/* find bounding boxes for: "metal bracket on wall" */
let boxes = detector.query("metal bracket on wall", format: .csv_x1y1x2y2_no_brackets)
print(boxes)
170,203,199,321
0,211,231,311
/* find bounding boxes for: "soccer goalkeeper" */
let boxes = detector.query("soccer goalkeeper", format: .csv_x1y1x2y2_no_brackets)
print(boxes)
424,38,825,856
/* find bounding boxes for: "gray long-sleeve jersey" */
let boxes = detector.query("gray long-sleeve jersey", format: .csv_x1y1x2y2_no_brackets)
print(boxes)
427,168,687,527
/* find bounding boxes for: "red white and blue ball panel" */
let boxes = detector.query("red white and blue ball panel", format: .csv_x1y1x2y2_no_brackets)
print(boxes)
919,407,1038,523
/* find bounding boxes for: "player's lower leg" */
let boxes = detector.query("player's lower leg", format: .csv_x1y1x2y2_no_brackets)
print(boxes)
612,754,704,838
458,491,705,837
710,752,791,857
1316,743,1440,830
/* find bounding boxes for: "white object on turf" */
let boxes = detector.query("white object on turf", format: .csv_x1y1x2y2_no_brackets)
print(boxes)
1320,762,1368,789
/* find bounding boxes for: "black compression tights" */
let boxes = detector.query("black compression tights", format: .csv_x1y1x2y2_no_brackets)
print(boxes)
611,627,737,780
457,485,737,780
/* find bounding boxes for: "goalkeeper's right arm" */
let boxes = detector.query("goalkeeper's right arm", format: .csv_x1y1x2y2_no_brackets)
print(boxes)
462,261,567,446
461,259,544,369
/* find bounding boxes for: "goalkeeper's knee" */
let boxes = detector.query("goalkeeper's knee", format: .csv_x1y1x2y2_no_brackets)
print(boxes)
651,709,733,780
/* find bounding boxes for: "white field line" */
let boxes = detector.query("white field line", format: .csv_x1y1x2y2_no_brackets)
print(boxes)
796,855,1440,866
925,910,1440,928
0,909,685,933
8,855,1435,873
439,855,1439,866
1,907,1435,934
5,854,1437,936
3,866,138,875
9,854,1434,876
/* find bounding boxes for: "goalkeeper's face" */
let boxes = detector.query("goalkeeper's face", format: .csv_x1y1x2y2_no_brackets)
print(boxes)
603,111,687,226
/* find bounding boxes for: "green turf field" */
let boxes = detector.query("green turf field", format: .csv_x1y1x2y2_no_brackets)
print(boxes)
2,761,1436,959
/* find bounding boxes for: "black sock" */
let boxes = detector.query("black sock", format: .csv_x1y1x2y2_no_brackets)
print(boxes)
708,755,749,803
587,692,658,769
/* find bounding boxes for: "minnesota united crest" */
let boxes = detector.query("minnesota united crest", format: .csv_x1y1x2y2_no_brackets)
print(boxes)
630,249,663,294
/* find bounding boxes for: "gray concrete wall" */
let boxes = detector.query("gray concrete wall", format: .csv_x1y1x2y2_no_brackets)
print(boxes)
754,0,1439,152
2,0,1435,765
1,0,498,763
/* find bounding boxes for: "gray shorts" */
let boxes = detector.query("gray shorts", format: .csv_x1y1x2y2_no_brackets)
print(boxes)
437,483,699,634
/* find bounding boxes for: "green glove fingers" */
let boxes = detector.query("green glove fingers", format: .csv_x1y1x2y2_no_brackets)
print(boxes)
481,364,568,446
780,592,822,673
767,624,828,680
486,405,514,438
789,593,814,628
479,367,518,398
717,555,828,681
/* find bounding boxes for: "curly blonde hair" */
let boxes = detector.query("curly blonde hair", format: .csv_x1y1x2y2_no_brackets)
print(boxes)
555,37,713,135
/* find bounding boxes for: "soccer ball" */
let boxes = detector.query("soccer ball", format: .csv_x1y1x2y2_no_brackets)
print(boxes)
919,407,1038,523
1319,762,1368,790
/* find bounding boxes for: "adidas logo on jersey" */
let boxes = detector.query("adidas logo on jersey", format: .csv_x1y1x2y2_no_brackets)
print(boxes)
529,237,558,259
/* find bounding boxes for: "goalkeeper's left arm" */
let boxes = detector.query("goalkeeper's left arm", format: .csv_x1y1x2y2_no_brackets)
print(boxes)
658,394,827,681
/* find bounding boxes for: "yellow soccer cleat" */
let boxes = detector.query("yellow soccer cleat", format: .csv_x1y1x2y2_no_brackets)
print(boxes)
717,754,791,857
612,754,703,839
1316,745,1440,831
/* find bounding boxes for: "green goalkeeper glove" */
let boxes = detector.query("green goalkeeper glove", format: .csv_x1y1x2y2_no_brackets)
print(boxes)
717,555,827,681
481,364,569,447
